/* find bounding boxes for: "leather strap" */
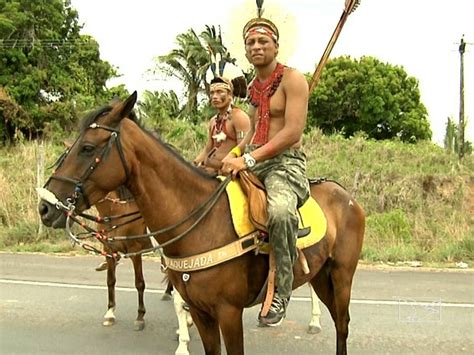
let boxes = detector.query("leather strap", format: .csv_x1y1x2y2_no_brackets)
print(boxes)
163,231,261,272
260,250,276,317
298,248,310,274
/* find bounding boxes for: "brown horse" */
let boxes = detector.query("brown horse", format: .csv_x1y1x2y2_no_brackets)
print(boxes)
91,186,150,330
38,92,365,355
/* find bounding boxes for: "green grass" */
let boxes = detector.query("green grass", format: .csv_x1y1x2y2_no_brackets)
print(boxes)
1,126,473,266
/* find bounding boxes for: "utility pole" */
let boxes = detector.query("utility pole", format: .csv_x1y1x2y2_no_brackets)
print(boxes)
458,35,466,159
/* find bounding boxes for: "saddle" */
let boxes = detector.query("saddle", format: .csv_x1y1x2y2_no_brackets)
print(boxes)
238,170,268,232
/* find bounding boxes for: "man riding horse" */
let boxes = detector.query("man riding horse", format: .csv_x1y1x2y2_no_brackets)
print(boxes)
222,11,310,326
194,74,250,173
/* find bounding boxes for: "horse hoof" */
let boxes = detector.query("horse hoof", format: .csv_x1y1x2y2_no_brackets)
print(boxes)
134,320,145,331
175,343,190,355
103,318,115,326
161,293,172,301
307,325,322,334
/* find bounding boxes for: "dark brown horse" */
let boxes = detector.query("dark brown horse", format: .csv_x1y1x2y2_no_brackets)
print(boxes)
92,187,150,330
89,187,194,350
38,92,365,355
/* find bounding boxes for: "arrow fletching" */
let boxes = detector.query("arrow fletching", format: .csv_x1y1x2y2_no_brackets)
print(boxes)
309,0,362,93
345,0,361,14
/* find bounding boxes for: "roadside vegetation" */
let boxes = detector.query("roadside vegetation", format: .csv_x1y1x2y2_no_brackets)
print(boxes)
1,1,472,267
1,124,472,266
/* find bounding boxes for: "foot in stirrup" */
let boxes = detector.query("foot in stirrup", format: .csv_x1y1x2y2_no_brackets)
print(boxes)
95,255,121,272
258,293,289,327
95,261,108,272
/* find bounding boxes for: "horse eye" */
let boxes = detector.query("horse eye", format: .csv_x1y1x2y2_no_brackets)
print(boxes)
80,144,96,155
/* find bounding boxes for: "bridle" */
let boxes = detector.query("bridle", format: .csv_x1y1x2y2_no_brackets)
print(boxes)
42,119,231,259
45,122,130,211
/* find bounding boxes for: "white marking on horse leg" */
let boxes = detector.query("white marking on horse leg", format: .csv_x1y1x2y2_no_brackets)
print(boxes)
173,291,190,355
349,200,354,206
308,284,322,334
175,342,190,355
103,307,116,326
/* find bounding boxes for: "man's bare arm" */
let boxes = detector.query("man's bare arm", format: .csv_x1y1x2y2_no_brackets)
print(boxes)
232,109,252,145
193,121,214,165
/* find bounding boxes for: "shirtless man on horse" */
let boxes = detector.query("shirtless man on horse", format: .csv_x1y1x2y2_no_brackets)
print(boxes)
194,76,250,172
222,15,310,326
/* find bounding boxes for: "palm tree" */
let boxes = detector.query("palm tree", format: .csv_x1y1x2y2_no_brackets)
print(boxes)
155,29,208,119
137,89,181,130
153,25,238,121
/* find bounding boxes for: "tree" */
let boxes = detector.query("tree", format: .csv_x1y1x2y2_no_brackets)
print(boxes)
153,25,236,122
308,56,432,142
444,116,472,155
137,89,181,131
0,0,120,142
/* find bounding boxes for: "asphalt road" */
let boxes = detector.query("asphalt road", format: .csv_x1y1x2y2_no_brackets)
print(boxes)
0,252,473,354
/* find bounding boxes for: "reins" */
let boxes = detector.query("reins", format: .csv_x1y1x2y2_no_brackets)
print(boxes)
64,175,232,258
44,118,233,259
116,174,232,256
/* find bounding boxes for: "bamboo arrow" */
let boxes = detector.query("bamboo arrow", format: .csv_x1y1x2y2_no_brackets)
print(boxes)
308,0,361,93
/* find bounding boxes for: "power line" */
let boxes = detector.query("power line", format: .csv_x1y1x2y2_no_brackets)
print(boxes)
0,39,97,48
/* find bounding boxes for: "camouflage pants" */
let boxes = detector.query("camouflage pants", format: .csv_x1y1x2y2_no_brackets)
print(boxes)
246,145,310,298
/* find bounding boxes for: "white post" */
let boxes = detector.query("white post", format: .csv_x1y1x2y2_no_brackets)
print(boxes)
36,140,45,237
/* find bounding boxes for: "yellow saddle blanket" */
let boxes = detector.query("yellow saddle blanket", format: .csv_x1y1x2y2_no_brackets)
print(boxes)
222,177,327,249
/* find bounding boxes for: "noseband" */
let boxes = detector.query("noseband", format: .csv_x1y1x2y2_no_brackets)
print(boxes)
45,122,130,210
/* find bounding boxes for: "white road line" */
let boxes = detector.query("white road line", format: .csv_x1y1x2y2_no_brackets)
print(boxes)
1,278,473,309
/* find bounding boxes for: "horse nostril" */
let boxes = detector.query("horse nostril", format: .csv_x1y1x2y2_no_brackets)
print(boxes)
39,201,49,216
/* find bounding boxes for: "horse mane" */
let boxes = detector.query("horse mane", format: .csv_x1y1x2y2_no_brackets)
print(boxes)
142,129,216,181
116,185,135,201
79,102,215,181
79,103,139,133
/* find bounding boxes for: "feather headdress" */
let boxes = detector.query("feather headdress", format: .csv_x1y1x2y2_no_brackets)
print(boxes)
224,0,297,71
206,60,247,99
243,0,279,43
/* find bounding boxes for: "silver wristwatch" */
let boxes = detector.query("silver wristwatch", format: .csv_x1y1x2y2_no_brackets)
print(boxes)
242,153,256,168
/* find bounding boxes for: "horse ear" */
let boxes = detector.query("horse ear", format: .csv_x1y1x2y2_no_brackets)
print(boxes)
122,91,138,118
63,139,74,149
107,91,138,127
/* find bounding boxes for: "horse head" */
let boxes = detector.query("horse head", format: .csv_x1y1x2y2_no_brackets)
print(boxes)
38,92,138,228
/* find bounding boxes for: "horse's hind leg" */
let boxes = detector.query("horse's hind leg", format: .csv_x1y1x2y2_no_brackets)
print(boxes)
218,305,244,355
131,254,146,331
307,283,322,334
311,262,352,355
331,264,354,355
103,257,117,326
189,307,221,355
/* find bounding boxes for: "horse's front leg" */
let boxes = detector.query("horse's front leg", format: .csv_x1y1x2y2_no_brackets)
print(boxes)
218,305,244,355
173,291,192,355
131,254,146,331
162,280,174,301
189,306,221,355
102,257,117,326
308,283,322,334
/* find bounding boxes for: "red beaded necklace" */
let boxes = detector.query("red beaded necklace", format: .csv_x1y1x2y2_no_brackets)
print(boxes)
248,62,285,145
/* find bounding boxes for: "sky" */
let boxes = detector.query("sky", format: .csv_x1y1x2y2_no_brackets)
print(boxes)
70,0,473,145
